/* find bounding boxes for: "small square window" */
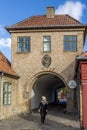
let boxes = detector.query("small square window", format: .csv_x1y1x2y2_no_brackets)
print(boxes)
64,35,77,52
17,37,30,53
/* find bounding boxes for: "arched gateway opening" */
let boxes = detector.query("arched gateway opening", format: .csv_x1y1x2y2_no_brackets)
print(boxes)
31,72,67,111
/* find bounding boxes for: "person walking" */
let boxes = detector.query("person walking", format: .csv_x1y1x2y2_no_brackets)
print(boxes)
38,96,48,125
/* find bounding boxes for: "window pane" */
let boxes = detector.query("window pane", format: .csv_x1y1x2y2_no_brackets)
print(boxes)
69,43,73,51
3,82,12,105
3,94,8,105
4,93,8,98
44,42,50,52
18,37,24,42
18,43,23,52
4,100,7,105
18,37,30,53
8,100,11,105
72,36,77,41
72,42,77,51
8,94,11,104
3,85,8,92
69,36,72,41
64,35,77,51
64,42,69,51
64,36,69,41
24,43,30,52
43,36,51,52
8,84,11,92
44,36,50,42
25,37,30,42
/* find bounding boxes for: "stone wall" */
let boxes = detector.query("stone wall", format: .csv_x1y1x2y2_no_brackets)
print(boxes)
11,28,84,112
0,76,19,119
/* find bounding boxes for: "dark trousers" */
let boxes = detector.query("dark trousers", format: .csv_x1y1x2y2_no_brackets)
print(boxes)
40,113,46,124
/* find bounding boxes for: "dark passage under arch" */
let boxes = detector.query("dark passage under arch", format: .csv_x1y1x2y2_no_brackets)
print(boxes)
31,73,67,111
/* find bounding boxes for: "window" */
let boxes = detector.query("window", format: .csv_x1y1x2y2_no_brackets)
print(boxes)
3,82,12,105
17,37,30,53
64,35,77,51
43,36,51,52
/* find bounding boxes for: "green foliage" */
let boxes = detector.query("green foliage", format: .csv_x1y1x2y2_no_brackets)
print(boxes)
59,87,69,93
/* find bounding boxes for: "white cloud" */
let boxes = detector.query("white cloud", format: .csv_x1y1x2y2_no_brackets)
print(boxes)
0,38,11,48
55,1,85,21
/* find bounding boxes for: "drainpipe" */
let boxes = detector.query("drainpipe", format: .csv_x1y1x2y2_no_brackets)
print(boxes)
0,72,4,117
0,75,1,104
80,84,83,128
0,72,4,96
77,69,83,128
77,70,82,126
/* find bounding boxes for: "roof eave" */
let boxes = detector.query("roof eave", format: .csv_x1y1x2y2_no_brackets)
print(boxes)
75,56,87,76
0,70,20,79
6,24,87,32
76,57,87,60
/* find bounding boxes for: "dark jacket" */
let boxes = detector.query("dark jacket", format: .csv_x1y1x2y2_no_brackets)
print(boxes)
39,101,48,114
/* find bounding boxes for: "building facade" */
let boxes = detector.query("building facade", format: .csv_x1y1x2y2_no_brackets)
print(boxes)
0,51,19,119
3,7,86,118
75,52,87,128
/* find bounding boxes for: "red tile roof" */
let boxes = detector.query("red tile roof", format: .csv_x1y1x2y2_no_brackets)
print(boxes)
9,14,82,28
0,51,19,78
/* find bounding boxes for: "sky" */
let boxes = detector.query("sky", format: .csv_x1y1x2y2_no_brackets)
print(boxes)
0,0,87,61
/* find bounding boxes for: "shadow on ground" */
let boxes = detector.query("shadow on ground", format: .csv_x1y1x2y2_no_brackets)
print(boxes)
19,104,80,130
47,103,79,121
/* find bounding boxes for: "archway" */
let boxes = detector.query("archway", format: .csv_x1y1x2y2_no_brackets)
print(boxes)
31,72,67,111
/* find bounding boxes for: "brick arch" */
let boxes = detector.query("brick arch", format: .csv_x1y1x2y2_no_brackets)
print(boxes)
26,71,68,91
29,71,68,110
32,71,68,89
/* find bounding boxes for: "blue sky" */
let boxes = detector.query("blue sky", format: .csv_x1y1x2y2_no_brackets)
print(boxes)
0,0,87,61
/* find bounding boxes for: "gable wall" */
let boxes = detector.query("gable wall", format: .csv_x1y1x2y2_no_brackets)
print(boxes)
11,29,84,112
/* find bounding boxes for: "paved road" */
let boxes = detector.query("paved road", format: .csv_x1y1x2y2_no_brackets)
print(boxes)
0,104,81,130
0,112,80,130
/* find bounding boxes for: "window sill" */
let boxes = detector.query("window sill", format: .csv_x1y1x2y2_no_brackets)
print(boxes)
3,104,11,106
63,50,77,52
17,51,30,54
43,51,51,53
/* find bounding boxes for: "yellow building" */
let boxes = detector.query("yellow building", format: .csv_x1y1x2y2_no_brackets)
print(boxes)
0,7,87,119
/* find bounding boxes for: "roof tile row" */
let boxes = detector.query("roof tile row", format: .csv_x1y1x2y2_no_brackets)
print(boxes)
11,14,82,28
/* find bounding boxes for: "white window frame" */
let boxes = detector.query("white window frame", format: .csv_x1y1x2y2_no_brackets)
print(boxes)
3,82,12,105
